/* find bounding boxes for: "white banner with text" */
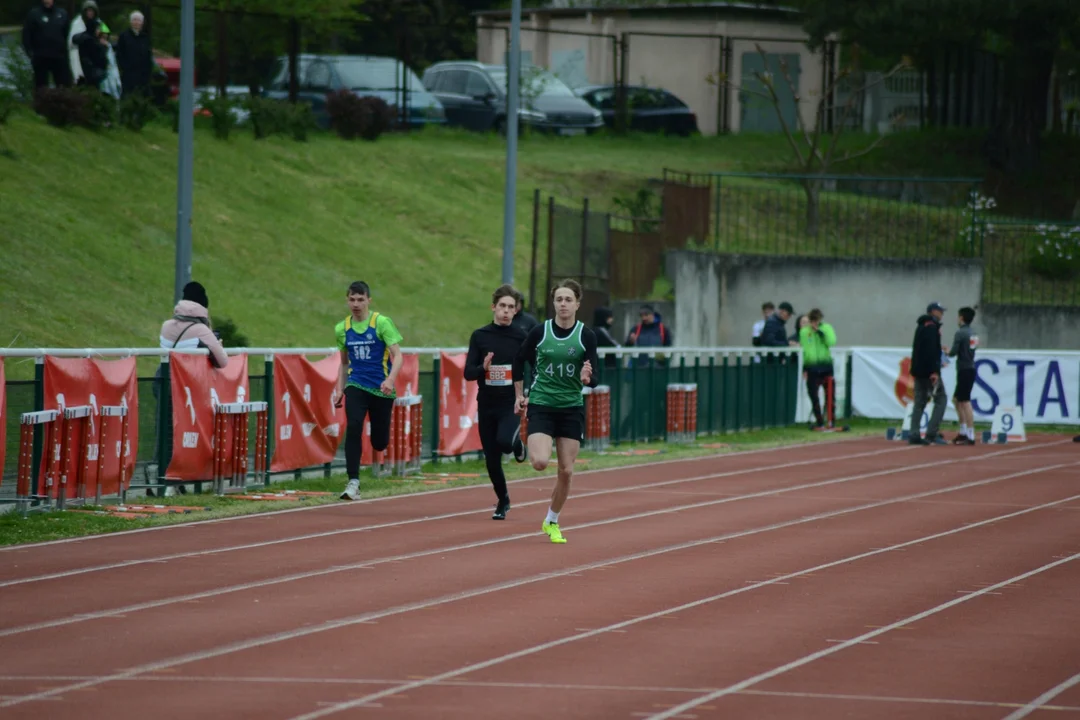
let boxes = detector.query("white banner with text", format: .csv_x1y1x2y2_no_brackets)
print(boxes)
850,348,1079,426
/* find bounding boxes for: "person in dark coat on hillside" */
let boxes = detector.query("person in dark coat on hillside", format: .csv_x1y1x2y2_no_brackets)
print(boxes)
908,302,949,445
22,0,73,89
114,11,154,97
71,15,108,89
625,304,672,368
592,306,620,370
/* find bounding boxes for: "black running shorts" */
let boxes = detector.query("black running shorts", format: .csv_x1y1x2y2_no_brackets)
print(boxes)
954,368,976,402
526,403,585,442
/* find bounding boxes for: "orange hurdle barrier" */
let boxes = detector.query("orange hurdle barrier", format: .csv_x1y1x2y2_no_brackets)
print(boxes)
665,384,698,444
212,401,269,495
17,410,60,516
374,395,424,478
582,385,611,452
97,404,130,505
57,405,93,511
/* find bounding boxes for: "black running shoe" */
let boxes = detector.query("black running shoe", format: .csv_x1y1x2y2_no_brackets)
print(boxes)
492,497,510,520
511,425,527,463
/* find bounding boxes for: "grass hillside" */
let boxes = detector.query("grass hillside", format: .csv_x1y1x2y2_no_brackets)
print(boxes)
2,110,1071,379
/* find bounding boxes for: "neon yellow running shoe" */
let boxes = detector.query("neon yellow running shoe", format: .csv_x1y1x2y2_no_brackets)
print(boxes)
542,521,567,544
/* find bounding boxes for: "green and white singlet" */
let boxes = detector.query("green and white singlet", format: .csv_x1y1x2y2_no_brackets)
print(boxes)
529,320,586,409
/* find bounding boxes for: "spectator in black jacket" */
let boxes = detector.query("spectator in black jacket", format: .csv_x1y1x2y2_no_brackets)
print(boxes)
592,306,620,371
759,302,794,347
908,302,948,445
115,11,154,97
71,16,108,89
22,0,73,89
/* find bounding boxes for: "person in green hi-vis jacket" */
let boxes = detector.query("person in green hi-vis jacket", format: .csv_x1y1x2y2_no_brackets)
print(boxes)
799,308,837,429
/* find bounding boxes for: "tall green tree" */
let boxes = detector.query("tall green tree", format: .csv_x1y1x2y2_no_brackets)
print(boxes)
789,0,1080,173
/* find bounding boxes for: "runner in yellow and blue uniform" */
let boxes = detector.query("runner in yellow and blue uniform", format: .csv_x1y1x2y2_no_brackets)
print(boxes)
333,281,403,501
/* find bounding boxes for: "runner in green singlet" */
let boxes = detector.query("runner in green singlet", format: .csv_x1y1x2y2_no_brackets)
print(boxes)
512,279,600,544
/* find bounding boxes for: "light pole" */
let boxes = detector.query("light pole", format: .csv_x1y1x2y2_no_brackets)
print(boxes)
173,0,195,303
500,0,522,285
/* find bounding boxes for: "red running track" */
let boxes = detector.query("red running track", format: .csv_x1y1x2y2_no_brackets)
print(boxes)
0,435,1078,719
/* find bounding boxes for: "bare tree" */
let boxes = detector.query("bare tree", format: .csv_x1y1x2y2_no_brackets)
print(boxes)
709,44,910,237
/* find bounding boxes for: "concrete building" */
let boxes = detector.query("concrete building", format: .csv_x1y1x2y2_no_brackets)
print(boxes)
474,2,835,136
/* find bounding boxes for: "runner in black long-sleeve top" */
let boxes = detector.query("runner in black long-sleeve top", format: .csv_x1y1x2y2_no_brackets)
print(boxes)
464,285,528,520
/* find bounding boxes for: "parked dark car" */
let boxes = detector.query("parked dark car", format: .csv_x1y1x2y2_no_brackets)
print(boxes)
421,61,604,135
263,54,446,130
576,84,698,136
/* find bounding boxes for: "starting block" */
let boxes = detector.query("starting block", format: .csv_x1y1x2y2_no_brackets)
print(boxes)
981,431,1009,445
886,404,929,442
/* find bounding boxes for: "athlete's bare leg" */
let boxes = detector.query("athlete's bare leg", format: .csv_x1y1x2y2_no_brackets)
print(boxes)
550,437,580,513
529,432,553,471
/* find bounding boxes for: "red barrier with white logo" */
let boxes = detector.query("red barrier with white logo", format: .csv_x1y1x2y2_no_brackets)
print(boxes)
40,356,138,497
437,352,481,456
166,352,249,481
271,354,345,472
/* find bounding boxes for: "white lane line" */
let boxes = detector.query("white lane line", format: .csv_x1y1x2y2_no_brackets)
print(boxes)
4,464,1075,712
0,436,875,551
10,439,1064,588
645,558,1080,718
1,450,1000,638
275,468,1080,719
2,675,1076,712
0,442,1044,623
1001,672,1080,719
0,445,919,588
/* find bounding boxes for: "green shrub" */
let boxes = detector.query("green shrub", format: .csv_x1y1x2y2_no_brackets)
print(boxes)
77,86,117,130
288,101,316,142
1028,224,1080,280
2,47,35,103
213,316,250,348
0,89,16,125
118,91,158,132
200,91,235,140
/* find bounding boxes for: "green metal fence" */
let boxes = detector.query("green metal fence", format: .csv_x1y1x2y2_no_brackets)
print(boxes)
978,219,1080,305
2,348,819,498
662,170,982,259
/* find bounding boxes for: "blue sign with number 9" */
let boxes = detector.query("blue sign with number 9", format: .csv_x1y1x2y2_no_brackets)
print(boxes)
1001,413,1013,432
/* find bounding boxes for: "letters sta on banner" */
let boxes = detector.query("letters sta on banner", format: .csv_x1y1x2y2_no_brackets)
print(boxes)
851,349,1079,426
41,356,138,497
438,352,481,456
166,352,249,481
